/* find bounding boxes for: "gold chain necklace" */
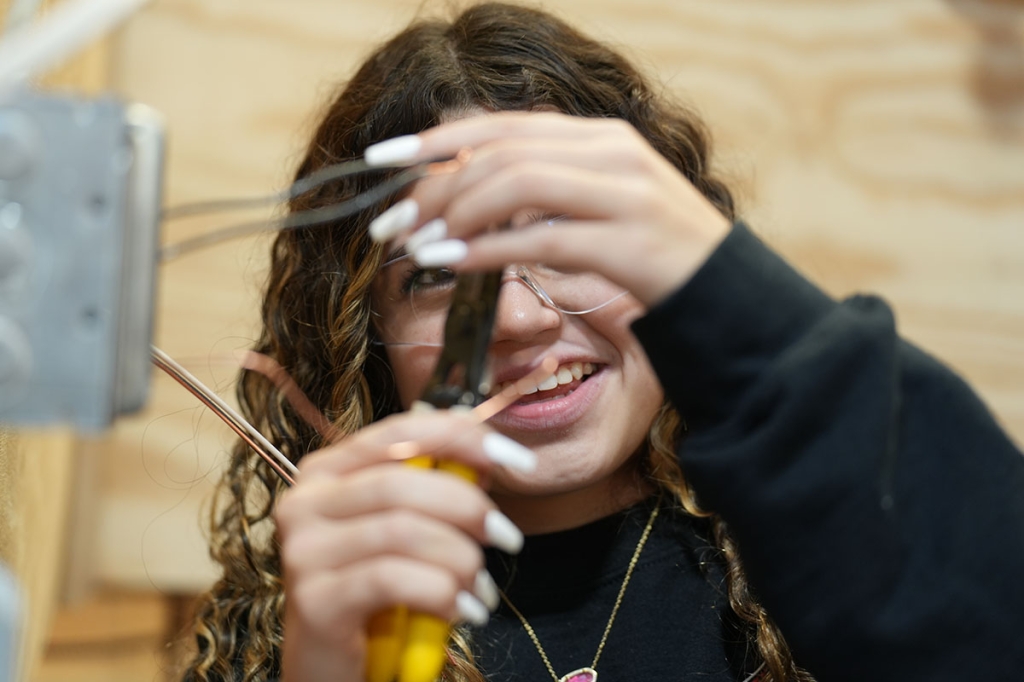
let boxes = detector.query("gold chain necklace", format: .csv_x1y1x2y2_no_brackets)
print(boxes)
498,506,660,682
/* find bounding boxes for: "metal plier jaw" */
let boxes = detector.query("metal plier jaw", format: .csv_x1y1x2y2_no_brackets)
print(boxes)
418,269,503,410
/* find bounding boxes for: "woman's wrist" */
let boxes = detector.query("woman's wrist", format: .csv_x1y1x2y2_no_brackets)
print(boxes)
631,205,732,308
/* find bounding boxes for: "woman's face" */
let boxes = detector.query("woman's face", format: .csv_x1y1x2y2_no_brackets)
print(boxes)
371,238,665,531
366,106,662,530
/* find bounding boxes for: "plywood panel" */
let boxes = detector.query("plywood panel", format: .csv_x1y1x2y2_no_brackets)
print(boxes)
31,590,172,682
0,429,77,682
90,0,1023,592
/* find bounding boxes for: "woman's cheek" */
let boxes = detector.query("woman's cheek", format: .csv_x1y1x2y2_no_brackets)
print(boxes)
387,347,443,409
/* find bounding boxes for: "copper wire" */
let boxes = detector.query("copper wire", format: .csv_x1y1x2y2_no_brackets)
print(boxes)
153,348,557,488
153,147,547,488
238,350,344,444
150,346,298,486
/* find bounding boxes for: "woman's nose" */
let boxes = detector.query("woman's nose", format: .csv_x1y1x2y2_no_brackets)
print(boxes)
488,269,562,345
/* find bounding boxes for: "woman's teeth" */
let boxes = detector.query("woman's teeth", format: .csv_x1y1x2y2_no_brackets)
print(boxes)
495,362,595,397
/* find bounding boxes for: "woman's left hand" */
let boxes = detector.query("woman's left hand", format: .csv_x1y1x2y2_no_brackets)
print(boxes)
368,111,731,307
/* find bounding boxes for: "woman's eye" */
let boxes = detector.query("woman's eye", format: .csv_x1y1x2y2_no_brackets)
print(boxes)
403,267,456,293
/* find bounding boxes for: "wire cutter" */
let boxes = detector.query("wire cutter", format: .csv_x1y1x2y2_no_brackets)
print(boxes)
366,267,503,682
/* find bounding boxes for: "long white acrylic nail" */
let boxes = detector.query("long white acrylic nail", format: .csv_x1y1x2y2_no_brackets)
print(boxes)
409,400,436,413
369,198,418,243
485,509,524,554
482,433,537,473
474,569,500,611
414,239,467,267
456,590,490,626
405,217,447,253
364,135,422,167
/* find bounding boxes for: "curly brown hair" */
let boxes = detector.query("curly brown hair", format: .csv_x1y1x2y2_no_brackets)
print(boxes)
180,3,811,681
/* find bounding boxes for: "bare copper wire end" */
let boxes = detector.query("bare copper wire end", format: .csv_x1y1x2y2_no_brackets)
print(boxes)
155,338,549,488
472,356,559,423
240,351,344,444
423,147,473,176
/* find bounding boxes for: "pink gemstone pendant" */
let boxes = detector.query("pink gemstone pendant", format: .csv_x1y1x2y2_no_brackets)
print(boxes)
559,667,597,682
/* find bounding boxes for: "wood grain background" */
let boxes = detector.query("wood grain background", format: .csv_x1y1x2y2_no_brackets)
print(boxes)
34,0,1024,593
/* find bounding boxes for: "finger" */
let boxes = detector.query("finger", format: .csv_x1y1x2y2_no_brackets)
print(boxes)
471,220,631,269
289,557,467,633
299,412,535,479
277,466,498,543
282,509,483,583
367,114,640,243
417,111,620,161
298,411,481,478
464,219,646,290
459,219,724,308
363,112,623,169
434,162,652,240
406,135,653,227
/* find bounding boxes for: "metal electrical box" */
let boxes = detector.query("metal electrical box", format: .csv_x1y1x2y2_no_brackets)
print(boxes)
0,91,164,429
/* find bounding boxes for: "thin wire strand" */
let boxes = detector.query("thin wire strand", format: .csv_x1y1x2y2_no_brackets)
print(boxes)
150,346,298,485
741,663,766,682
160,158,374,220
159,167,426,261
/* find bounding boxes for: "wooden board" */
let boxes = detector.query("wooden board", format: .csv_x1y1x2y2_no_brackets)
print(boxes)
89,0,1024,591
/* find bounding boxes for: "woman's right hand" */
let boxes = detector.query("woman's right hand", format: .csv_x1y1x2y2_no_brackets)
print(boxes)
366,111,732,310
274,411,534,682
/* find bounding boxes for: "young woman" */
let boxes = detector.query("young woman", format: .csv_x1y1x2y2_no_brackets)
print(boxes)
181,4,1024,682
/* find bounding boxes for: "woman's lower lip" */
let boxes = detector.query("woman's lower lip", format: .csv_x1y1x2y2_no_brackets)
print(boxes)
489,368,605,432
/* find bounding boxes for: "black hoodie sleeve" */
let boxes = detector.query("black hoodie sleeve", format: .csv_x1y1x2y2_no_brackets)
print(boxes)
632,222,1024,682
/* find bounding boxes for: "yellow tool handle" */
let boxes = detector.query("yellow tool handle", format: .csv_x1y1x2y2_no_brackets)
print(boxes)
364,457,478,682
365,607,407,682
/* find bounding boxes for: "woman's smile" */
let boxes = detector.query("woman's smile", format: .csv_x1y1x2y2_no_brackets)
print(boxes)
489,362,606,432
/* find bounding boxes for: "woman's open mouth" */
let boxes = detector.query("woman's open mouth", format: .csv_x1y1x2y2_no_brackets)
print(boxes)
489,362,605,431
492,361,596,403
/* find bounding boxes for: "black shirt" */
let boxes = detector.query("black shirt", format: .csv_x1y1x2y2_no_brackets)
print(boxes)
474,222,1024,681
634,223,1024,681
477,498,760,681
